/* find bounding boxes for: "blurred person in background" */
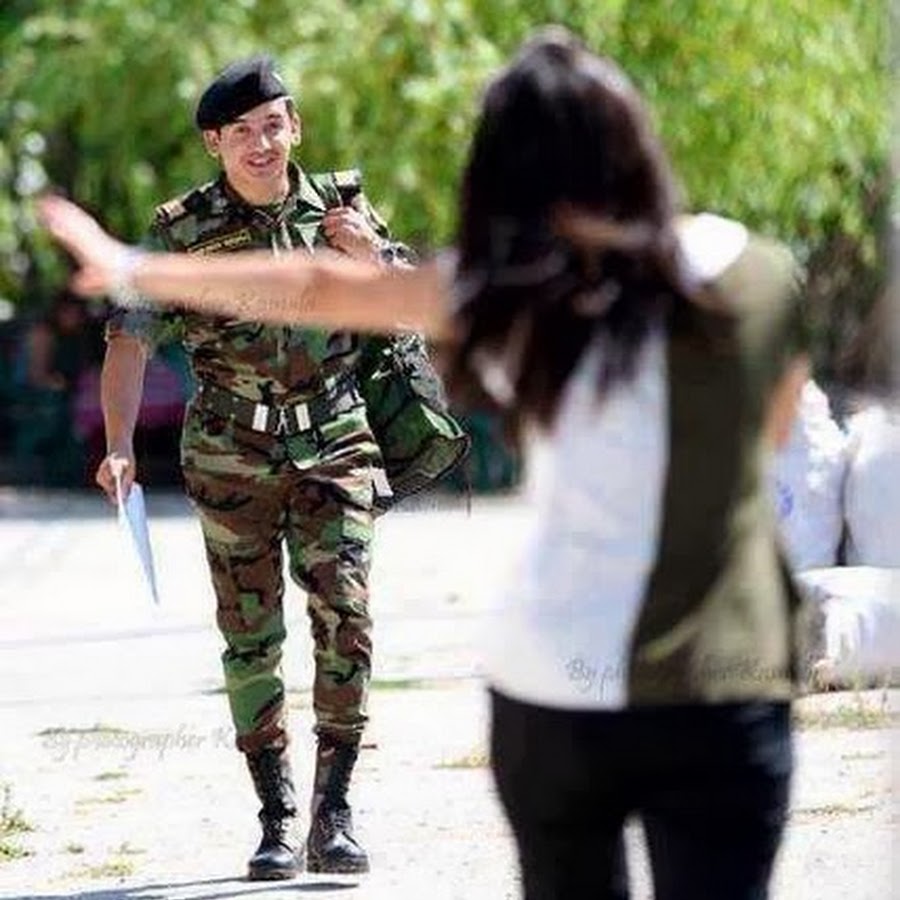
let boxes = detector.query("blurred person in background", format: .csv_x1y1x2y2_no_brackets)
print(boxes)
12,292,92,484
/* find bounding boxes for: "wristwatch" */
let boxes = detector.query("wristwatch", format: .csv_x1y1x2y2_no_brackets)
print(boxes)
377,241,417,268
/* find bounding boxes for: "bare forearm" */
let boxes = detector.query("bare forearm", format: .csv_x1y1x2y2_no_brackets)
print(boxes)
765,355,810,449
101,336,148,452
130,250,450,337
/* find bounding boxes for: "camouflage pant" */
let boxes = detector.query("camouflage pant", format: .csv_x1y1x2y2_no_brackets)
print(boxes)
181,401,380,754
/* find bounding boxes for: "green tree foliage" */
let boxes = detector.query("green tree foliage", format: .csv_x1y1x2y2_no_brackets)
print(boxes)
615,0,890,381
0,0,889,378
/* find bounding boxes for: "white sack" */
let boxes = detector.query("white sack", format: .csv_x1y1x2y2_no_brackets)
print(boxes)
771,381,849,571
843,403,900,566
797,566,900,686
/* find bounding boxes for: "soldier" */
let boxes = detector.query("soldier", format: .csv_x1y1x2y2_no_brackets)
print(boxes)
96,55,411,879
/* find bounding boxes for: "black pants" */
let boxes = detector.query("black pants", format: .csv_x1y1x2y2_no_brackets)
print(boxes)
490,691,793,900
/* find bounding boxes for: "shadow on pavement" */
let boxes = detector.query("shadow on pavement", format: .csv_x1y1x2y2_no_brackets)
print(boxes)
14,874,360,900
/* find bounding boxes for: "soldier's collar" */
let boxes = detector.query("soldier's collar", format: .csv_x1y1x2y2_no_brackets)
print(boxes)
214,162,314,219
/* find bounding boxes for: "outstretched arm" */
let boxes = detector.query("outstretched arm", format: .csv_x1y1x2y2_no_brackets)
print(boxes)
125,245,445,336
39,196,451,338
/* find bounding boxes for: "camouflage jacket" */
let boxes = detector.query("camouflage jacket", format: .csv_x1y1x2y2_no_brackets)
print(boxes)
107,162,413,405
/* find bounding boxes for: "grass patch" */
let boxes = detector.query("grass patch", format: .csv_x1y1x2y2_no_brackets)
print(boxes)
794,701,894,731
204,684,315,696
369,678,429,691
115,842,145,856
67,859,136,879
286,677,439,707
793,802,878,820
37,724,128,737
210,677,459,699
841,750,886,762
65,843,85,854
1,787,32,836
0,785,34,862
75,788,142,808
436,748,489,769
94,771,129,782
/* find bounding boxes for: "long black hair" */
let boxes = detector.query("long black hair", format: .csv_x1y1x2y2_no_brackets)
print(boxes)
444,27,697,428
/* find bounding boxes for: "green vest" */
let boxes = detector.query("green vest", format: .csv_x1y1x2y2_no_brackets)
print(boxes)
628,231,808,703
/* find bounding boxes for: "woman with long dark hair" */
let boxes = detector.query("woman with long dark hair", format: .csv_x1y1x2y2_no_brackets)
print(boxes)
41,27,808,899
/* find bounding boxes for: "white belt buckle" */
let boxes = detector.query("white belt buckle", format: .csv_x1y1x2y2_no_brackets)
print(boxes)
292,403,311,432
372,467,393,498
252,403,270,432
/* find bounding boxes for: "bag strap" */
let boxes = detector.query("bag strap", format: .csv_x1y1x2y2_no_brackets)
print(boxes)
307,169,363,209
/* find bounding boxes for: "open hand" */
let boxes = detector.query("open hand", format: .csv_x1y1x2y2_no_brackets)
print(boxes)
37,195,129,296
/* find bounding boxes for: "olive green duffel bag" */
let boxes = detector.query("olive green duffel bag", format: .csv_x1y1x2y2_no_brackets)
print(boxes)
306,168,469,511
357,332,470,512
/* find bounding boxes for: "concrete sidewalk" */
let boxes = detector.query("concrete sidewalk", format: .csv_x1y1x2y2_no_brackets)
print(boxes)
0,489,896,899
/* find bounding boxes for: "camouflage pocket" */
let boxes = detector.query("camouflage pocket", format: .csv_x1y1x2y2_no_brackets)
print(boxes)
314,404,370,453
180,399,240,474
339,501,375,569
306,460,379,519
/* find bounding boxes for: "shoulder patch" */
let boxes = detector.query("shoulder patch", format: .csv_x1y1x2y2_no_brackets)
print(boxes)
154,179,218,225
329,168,363,206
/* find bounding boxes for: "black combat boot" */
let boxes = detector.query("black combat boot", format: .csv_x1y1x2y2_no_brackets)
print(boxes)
306,735,369,874
245,747,304,880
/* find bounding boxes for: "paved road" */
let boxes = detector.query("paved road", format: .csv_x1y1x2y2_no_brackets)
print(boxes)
0,489,896,899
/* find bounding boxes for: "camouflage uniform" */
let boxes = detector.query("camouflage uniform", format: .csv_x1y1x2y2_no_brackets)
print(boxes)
109,162,410,753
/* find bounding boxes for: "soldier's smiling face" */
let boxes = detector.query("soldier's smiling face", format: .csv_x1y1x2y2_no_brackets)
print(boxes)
203,98,300,200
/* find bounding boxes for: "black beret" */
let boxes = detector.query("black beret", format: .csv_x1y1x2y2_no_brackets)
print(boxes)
195,55,291,130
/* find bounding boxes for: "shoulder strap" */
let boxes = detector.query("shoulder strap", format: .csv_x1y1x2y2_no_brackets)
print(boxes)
332,168,363,204
307,169,363,208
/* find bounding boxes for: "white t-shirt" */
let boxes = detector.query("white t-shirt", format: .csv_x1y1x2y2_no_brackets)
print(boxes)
484,214,751,710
